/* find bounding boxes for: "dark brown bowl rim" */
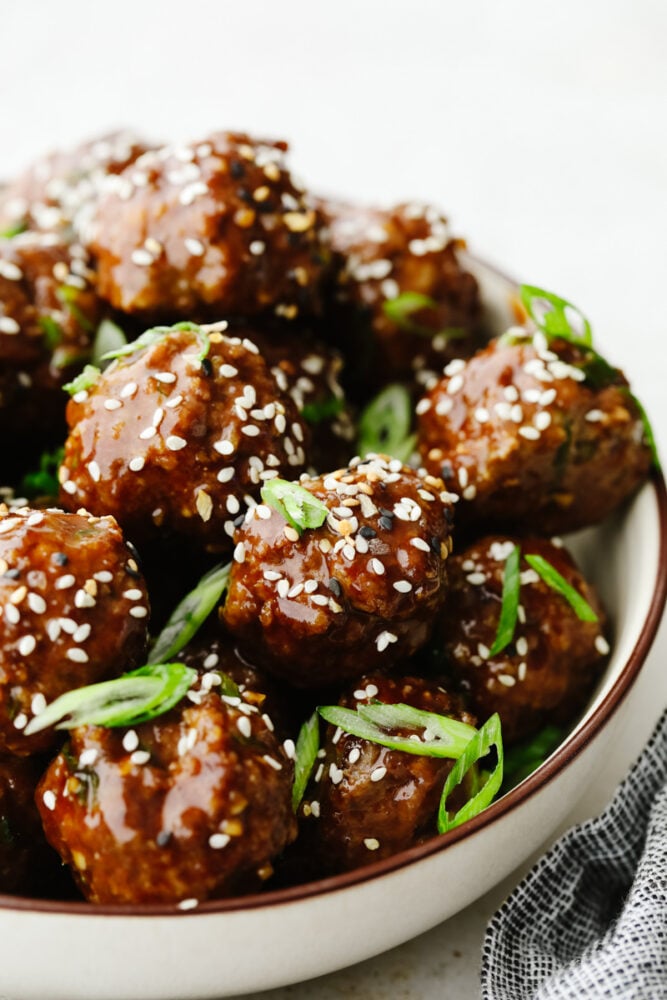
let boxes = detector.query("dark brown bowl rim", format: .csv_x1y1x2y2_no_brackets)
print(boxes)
1,471,665,919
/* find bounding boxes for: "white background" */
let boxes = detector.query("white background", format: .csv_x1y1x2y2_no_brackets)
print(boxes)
2,1,666,996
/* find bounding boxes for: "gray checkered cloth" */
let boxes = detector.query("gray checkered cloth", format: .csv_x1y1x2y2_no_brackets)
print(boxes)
481,709,667,999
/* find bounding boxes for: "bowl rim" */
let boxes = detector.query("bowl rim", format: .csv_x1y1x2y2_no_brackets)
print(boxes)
1,469,665,920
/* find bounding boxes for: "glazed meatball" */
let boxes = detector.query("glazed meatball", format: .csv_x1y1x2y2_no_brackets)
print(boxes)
0,755,64,894
246,324,356,471
0,232,98,447
0,506,149,756
322,200,481,393
417,331,653,534
298,674,476,874
36,680,296,904
89,132,329,321
59,324,309,551
0,129,153,239
222,455,456,687
439,535,608,745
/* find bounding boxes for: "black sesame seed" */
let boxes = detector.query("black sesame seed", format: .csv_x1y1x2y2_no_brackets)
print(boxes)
52,552,69,566
124,561,141,579
156,830,172,847
255,200,274,214
379,516,394,531
233,514,245,528
3,568,20,580
230,161,245,180
379,508,394,519
201,357,213,377
327,578,342,597
237,187,253,204
440,461,455,483
359,525,377,540
430,536,440,554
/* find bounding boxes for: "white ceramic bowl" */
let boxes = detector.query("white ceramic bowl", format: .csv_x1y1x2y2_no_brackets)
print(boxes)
1,259,665,1000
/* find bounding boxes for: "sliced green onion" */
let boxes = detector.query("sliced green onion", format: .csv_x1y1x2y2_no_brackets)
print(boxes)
63,364,101,396
502,725,564,791
148,562,231,664
93,318,127,366
20,446,64,498
383,292,466,342
260,479,329,535
292,712,320,811
437,713,503,833
524,554,598,622
38,315,64,350
1,220,27,239
520,285,592,347
101,321,207,363
218,672,241,699
56,284,95,333
318,703,475,759
301,395,344,425
23,662,196,735
357,383,416,463
488,544,521,657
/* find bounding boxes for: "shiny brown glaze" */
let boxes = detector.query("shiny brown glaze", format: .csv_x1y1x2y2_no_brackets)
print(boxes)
321,200,481,393
0,233,98,446
89,132,329,321
222,455,455,687
439,535,608,745
418,333,653,534
0,506,149,756
0,755,65,894
36,683,296,904
298,673,475,874
0,130,153,240
59,326,309,551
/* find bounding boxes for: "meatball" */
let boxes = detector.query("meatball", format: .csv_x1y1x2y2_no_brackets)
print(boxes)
88,131,329,321
0,755,65,894
222,455,456,687
0,505,149,755
417,332,653,534
439,535,608,745
322,200,481,393
59,324,309,551
0,232,99,448
298,673,476,874
36,680,296,904
244,323,356,471
0,129,153,240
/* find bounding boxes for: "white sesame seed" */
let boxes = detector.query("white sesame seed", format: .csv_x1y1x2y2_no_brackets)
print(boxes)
154,372,177,384
474,407,489,423
73,624,91,643
534,411,552,431
370,766,387,782
166,435,187,451
262,755,283,771
55,574,76,590
329,763,344,785
364,838,380,851
27,593,47,614
435,396,453,416
516,636,529,657
369,558,385,576
595,635,610,656
444,359,467,377
129,606,148,619
78,748,98,767
208,833,231,849
393,580,413,593
130,750,151,765
518,662,528,682
131,248,154,267
4,604,20,625
184,237,205,256
241,425,260,437
42,790,57,811
498,674,516,687
122,730,139,752
467,572,487,586
74,589,96,609
177,898,199,911
66,648,89,663
586,409,604,423
0,316,20,335
477,642,490,660
87,461,101,483
217,467,235,483
376,631,398,653
31,692,47,716
410,537,431,553
104,398,123,411
234,542,246,564
129,456,145,472
219,364,238,378
237,716,252,738
520,569,540,585
139,426,157,440
121,381,138,399
447,374,464,395
519,426,541,441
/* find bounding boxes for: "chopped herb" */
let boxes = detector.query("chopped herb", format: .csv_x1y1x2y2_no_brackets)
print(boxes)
437,713,503,833
56,284,95,333
317,702,476,759
524,553,598,622
20,446,64,498
38,315,64,350
520,285,592,347
260,479,329,535
23,662,197,735
63,364,101,396
218,672,241,700
488,544,521,657
101,322,207,363
148,562,231,664
383,292,467,342
357,383,416,463
1,220,27,239
301,395,344,424
293,712,320,811
93,318,127,366
0,815,13,846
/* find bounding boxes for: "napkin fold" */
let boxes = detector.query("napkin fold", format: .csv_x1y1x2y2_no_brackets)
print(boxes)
481,709,667,999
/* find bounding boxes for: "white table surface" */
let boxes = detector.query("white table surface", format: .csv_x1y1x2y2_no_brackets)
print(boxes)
2,1,666,995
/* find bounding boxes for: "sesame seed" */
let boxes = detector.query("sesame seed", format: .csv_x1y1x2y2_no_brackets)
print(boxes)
262,755,283,771
129,456,145,472
17,635,36,656
411,537,431,552
131,248,154,267
329,763,344,785
237,716,252,738
534,411,552,431
447,374,464,395
31,692,47,715
78,748,98,767
519,426,541,441
55,574,75,590
74,589,96,609
104,398,123,411
376,631,398,653
66,648,89,663
121,382,138,399
42,790,57,811
370,766,387,782
166,435,187,451
177,898,199,911
586,409,604,423
73,624,91,643
27,593,46,614
475,407,489,423
364,838,380,851
122,730,139,752
217,467,235,483
87,461,101,483
516,636,529,657
184,237,205,256
196,490,213,522
130,750,151,765
498,674,516,687
234,542,246,564
369,558,385,575
393,580,413,593
209,833,231,849
0,317,20,335
518,662,528,681
284,526,299,543
467,572,487,586
436,397,453,416
129,606,148,618
595,635,610,656
139,427,157,440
